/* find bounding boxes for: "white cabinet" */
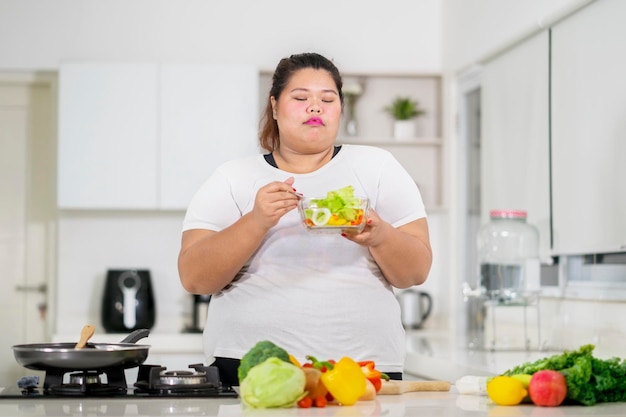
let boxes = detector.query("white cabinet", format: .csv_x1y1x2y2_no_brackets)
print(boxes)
550,0,626,255
480,30,551,261
159,64,259,210
58,62,259,210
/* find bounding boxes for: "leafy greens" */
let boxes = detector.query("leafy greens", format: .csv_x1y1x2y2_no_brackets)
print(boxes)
503,344,626,405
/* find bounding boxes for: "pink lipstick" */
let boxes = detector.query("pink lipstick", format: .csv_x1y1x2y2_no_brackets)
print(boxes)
305,117,323,126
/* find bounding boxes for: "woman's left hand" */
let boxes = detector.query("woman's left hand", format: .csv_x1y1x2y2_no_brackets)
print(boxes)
341,209,390,247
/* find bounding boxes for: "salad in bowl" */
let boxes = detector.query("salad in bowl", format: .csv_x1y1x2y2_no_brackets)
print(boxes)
298,185,369,233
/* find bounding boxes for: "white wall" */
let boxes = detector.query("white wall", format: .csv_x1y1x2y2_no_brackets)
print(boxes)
0,0,441,73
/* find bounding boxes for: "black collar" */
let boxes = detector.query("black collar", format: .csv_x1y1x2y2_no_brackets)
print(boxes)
263,145,342,168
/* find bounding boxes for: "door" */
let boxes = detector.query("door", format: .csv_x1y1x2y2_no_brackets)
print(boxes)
455,66,483,349
0,76,56,386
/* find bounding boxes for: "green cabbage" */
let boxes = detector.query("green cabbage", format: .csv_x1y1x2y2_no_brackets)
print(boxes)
240,357,306,408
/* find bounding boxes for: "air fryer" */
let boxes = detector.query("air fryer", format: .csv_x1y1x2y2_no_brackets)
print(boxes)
101,269,156,333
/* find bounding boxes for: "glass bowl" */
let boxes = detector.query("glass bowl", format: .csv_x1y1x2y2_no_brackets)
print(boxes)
298,196,370,233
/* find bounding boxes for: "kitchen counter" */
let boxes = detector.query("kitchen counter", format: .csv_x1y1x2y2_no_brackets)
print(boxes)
5,330,626,416
1,388,625,416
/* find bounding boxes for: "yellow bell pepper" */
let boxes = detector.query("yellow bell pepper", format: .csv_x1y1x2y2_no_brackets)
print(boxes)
318,357,366,406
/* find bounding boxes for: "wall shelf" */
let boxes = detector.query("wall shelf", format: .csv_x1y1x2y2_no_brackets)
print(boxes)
259,71,445,209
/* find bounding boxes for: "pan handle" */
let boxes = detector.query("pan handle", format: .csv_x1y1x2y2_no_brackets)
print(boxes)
120,328,150,344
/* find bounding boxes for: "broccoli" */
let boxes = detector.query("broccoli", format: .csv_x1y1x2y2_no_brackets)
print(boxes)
503,344,626,405
237,340,291,383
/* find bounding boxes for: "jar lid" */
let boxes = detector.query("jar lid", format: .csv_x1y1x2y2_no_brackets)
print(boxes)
489,209,527,219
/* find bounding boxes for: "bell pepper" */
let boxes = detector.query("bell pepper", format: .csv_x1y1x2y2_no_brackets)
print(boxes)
288,354,301,368
307,356,366,406
358,361,390,393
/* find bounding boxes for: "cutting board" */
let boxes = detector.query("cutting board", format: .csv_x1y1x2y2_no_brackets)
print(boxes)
378,380,451,395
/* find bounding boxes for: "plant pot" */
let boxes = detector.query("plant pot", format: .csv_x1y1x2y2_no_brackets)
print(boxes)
393,120,416,141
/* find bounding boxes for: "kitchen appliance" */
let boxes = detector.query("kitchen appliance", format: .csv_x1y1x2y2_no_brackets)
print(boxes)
466,210,542,351
1,363,237,399
477,210,540,301
397,289,432,329
101,269,156,333
7,329,236,399
192,294,211,332
12,329,151,376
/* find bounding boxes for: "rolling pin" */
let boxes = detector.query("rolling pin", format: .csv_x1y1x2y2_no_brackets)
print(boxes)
378,380,451,395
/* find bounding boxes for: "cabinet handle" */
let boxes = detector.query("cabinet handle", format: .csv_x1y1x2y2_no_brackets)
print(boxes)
15,283,47,293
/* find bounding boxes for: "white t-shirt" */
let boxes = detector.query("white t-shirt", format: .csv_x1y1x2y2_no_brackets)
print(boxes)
182,144,427,372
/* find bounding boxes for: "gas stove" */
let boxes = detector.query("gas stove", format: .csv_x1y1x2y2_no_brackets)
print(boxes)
1,363,237,399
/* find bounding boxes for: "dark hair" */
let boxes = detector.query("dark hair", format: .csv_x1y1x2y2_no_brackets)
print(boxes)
259,52,344,152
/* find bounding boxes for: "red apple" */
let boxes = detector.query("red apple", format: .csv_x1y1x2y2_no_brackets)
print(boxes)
528,370,568,407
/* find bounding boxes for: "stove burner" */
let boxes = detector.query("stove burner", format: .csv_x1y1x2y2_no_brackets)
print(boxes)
134,364,236,398
49,371,126,397
6,363,237,399
69,372,101,385
41,367,127,391
159,370,207,385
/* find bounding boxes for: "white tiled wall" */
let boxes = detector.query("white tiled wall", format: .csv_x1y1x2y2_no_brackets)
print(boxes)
56,211,192,335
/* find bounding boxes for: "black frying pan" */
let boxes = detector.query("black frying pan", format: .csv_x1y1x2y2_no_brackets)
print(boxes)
12,329,151,371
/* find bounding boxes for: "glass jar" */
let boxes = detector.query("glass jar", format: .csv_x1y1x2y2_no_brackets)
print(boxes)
477,209,540,302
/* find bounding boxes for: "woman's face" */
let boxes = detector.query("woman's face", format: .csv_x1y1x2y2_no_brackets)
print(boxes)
271,68,342,154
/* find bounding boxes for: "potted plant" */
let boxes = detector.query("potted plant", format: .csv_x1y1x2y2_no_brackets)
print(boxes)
383,97,426,140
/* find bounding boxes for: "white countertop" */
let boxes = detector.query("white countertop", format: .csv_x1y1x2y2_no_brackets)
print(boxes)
1,388,625,416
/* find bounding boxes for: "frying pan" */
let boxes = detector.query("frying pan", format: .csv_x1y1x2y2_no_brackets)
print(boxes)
12,328,151,371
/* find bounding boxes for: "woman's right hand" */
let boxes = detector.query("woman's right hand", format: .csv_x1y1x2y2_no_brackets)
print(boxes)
250,177,299,230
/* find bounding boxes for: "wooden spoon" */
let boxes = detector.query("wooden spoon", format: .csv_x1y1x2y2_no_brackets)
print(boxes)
74,324,96,350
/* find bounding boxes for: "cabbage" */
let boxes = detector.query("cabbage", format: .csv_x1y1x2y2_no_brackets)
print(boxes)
240,357,306,408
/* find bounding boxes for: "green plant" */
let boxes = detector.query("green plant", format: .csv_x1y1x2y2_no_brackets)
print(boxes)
383,97,426,120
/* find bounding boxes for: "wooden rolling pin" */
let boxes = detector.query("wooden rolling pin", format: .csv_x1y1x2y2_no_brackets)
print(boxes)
378,379,451,395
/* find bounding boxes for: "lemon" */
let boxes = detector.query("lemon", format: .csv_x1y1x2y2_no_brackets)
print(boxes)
487,376,528,406
510,374,532,403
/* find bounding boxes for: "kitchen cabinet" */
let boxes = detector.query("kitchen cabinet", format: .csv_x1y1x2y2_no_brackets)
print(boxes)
478,0,626,294
480,0,626,258
550,0,626,255
259,72,444,209
480,30,551,262
159,64,259,210
58,63,159,209
58,62,259,210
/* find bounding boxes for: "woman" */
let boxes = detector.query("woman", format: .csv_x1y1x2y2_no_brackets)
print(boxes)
178,52,432,386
